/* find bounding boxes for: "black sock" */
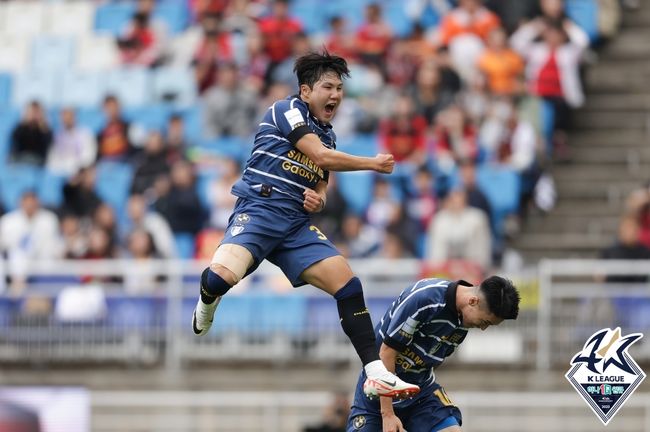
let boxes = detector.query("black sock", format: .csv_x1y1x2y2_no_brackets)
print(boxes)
200,267,232,304
336,292,380,365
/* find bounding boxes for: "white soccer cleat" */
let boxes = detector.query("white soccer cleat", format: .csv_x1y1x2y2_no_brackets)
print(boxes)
191,297,221,336
363,371,420,400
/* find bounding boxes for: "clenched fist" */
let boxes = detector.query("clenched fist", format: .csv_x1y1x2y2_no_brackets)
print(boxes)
374,153,395,174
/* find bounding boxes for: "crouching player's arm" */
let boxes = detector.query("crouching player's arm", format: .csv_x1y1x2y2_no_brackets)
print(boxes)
379,343,407,432
303,180,327,213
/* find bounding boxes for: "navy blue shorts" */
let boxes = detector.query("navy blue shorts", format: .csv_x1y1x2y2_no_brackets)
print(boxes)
347,379,462,432
220,198,340,287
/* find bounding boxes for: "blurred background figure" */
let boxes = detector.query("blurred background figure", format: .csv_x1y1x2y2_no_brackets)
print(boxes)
10,101,52,167
302,393,349,432
46,108,97,177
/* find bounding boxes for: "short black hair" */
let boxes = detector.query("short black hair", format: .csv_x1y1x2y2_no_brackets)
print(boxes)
479,276,520,319
293,50,350,90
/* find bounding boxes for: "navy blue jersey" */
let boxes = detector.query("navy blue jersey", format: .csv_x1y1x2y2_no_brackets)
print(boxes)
231,95,336,212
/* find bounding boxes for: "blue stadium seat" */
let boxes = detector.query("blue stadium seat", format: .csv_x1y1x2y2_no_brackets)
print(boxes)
337,170,374,215
306,296,339,332
0,297,17,327
61,71,107,108
0,164,42,211
0,73,11,107
383,0,413,38
476,165,520,237
106,67,151,107
94,2,135,36
75,107,106,134
31,36,75,73
566,0,599,42
196,171,217,210
0,107,20,167
154,1,190,34
13,70,59,108
95,161,133,217
37,169,67,209
124,104,172,133
174,233,195,259
180,105,204,144
152,67,197,108
289,0,325,34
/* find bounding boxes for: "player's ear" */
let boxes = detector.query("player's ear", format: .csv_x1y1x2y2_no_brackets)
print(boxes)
468,295,480,307
300,83,311,99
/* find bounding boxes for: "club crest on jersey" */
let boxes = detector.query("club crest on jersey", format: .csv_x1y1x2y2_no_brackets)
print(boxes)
235,213,250,224
230,225,245,237
352,415,366,429
565,327,645,425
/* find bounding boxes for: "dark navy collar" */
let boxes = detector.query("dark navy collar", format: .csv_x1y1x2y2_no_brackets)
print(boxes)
445,280,473,324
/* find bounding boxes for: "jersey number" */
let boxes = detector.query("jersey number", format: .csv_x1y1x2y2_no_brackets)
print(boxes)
309,225,327,240
434,388,454,407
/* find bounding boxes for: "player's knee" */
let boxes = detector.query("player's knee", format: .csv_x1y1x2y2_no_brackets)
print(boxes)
210,244,253,285
334,276,363,300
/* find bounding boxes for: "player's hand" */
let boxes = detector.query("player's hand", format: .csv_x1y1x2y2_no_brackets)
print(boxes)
382,412,406,432
303,188,324,213
374,153,395,174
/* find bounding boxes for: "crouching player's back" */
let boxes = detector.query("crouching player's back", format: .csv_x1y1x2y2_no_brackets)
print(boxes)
347,276,521,432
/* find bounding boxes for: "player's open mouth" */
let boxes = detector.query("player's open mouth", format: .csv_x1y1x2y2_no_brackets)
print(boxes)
324,103,337,115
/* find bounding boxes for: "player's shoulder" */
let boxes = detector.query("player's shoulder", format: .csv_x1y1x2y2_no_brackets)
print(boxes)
403,278,451,301
273,95,308,114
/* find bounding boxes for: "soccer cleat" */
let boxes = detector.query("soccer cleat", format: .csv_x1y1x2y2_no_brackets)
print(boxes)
191,297,221,336
363,372,421,400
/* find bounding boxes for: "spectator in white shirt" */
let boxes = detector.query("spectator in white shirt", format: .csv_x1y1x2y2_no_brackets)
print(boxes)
47,108,97,177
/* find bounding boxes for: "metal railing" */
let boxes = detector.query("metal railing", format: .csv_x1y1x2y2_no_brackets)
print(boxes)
0,258,648,371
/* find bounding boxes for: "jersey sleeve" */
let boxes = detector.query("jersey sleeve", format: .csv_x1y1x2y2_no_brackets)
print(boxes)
273,99,313,145
382,291,445,352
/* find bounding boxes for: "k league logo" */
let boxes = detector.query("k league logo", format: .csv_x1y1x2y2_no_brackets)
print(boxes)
565,327,646,425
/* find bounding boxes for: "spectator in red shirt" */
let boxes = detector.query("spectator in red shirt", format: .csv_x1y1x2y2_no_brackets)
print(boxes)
258,0,303,71
325,16,358,61
97,96,134,163
118,0,166,67
355,3,393,70
193,12,234,94
379,94,427,167
434,105,479,173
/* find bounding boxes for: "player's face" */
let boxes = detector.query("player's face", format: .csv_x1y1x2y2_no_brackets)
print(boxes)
303,71,343,123
461,297,503,330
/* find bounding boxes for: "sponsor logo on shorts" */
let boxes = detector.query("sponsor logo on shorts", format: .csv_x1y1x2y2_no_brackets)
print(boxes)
566,327,645,425
230,225,245,237
352,415,366,430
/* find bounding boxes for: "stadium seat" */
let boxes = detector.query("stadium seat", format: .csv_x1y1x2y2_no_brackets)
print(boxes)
566,0,599,42
173,233,195,259
0,107,19,167
0,164,42,211
124,105,172,133
95,161,134,217
289,0,325,35
196,171,217,210
476,164,520,237
3,1,45,37
76,35,120,71
152,67,197,108
94,2,136,36
154,1,190,34
0,36,29,74
61,71,107,108
75,107,106,134
12,70,60,108
106,67,152,107
337,171,374,215
46,1,95,36
383,0,414,37
180,105,204,144
31,36,76,73
0,73,11,108
37,170,67,209
306,296,339,332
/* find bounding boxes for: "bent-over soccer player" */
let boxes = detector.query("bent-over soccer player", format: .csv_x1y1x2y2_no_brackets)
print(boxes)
347,276,520,431
192,51,419,400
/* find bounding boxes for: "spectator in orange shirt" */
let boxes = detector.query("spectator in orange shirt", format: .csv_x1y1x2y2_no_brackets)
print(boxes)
355,3,393,70
477,27,524,96
438,0,501,46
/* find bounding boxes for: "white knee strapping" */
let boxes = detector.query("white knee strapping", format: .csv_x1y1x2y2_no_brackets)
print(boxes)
210,244,253,284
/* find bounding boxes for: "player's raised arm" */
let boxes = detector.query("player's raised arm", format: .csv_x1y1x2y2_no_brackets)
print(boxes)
295,134,395,174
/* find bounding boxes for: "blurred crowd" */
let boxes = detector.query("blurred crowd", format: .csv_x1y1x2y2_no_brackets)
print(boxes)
0,0,630,295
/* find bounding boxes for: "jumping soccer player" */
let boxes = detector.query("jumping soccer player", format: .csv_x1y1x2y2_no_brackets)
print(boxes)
347,276,520,431
192,51,420,400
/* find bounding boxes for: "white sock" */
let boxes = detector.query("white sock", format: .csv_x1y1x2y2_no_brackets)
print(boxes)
364,359,390,378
